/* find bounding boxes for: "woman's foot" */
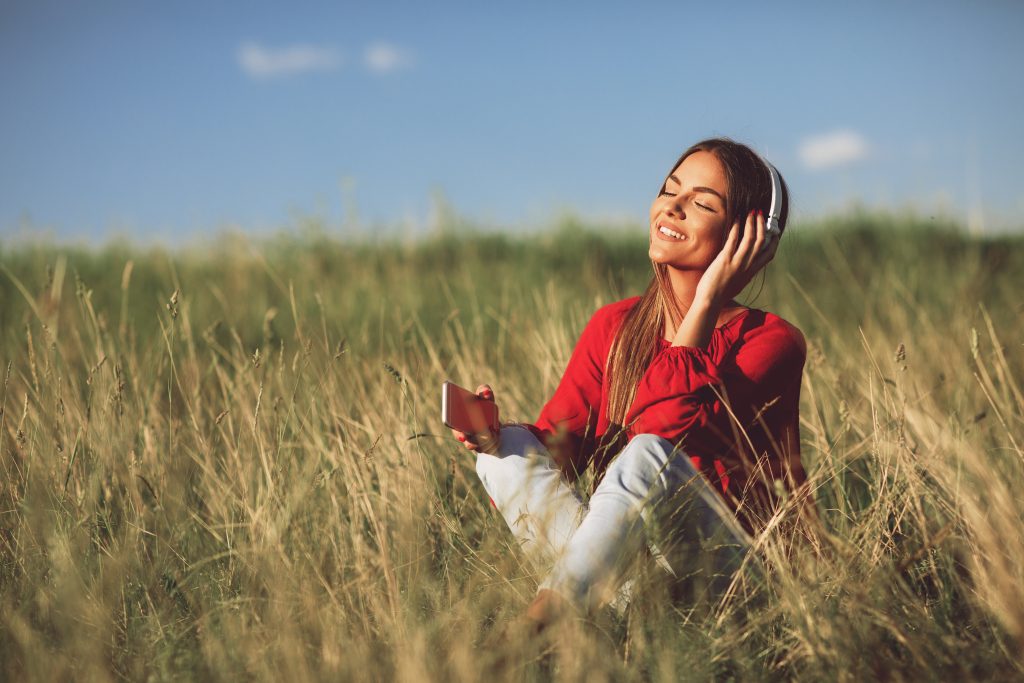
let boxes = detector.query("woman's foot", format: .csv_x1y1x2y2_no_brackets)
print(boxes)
524,588,570,631
479,594,564,676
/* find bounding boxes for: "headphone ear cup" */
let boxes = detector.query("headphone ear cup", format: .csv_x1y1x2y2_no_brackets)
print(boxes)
762,158,784,237
761,220,779,253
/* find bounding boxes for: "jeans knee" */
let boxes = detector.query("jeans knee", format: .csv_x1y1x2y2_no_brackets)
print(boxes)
605,433,674,485
495,424,545,458
627,433,672,454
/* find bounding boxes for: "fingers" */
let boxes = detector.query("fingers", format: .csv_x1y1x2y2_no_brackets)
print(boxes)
732,210,767,271
451,427,475,446
735,210,756,263
476,384,494,401
722,218,741,256
452,426,498,452
752,229,780,270
464,428,499,452
751,210,766,262
454,428,482,451
743,210,766,270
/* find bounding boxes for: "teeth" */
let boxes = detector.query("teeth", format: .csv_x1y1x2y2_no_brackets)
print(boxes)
659,226,684,239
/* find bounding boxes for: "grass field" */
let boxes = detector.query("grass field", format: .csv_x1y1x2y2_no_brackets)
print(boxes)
1,212,1023,681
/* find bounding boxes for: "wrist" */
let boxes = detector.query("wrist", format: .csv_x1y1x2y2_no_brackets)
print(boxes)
672,297,722,348
692,290,726,311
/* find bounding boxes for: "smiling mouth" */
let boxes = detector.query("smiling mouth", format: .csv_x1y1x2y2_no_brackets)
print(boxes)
656,225,685,240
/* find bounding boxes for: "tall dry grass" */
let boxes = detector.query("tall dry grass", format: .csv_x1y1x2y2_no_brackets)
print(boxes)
1,213,1022,681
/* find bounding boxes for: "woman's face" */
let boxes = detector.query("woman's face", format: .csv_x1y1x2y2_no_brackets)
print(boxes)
648,150,730,271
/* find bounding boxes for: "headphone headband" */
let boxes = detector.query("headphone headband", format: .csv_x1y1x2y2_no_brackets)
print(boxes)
763,157,783,238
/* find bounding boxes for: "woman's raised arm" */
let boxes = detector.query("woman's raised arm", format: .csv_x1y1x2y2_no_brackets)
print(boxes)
625,314,806,469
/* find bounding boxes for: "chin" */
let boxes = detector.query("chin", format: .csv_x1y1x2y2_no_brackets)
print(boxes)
650,253,704,272
648,244,678,266
649,251,671,267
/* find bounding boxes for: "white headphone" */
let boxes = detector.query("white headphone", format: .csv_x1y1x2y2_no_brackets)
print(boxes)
763,158,784,241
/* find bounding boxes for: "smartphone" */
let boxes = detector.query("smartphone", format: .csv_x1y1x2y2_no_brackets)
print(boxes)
441,381,499,436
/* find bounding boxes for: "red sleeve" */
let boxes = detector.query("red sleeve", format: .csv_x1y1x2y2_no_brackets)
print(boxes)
525,304,618,476
625,319,806,462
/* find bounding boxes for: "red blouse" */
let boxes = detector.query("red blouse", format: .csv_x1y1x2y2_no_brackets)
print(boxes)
525,296,807,529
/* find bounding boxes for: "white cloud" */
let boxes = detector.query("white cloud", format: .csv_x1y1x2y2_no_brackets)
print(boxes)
798,130,870,170
364,42,413,73
237,41,343,79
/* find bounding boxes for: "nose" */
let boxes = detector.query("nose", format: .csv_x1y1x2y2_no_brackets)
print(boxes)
664,197,685,220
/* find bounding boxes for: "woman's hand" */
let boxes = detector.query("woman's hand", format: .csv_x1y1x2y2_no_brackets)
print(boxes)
671,210,779,348
450,384,501,453
695,209,779,306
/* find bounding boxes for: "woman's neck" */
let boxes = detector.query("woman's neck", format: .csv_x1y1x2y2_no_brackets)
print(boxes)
665,267,703,315
662,267,744,341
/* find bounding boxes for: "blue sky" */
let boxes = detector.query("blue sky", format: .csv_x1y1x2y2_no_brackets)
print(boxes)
1,0,1022,242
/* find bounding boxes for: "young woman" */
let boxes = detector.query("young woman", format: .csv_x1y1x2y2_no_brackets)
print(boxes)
451,138,809,626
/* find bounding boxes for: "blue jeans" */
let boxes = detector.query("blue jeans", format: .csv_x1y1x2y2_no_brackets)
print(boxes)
475,425,752,610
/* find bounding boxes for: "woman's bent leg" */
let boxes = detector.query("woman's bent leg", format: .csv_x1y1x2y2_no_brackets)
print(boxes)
540,433,751,610
474,425,585,569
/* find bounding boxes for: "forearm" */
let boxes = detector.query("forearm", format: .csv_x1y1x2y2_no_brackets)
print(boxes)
670,294,723,349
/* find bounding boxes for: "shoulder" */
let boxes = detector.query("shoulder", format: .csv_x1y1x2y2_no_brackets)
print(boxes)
735,309,807,365
581,296,641,337
592,296,642,324
761,311,807,356
568,296,641,348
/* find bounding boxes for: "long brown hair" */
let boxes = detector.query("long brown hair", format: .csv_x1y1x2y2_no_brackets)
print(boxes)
604,138,790,428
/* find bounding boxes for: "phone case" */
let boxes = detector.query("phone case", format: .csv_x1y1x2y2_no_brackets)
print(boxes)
442,381,499,435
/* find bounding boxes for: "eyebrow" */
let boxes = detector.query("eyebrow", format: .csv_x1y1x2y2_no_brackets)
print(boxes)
666,175,726,201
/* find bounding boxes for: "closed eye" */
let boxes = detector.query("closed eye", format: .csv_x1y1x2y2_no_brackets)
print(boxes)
696,202,716,213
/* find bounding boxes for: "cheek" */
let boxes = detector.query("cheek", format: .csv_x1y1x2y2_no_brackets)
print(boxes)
709,228,727,250
689,218,728,262
713,213,734,241
699,216,728,244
